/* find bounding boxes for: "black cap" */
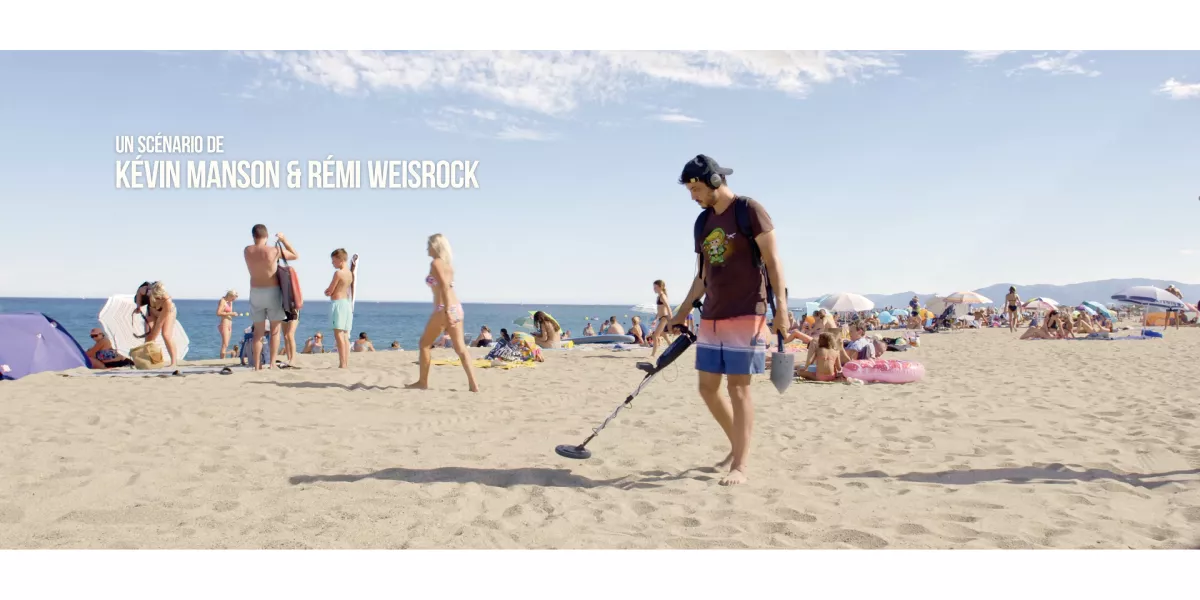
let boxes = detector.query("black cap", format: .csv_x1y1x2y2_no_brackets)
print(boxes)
679,154,733,185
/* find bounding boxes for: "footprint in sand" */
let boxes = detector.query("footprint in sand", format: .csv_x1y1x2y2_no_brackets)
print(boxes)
773,508,817,523
631,501,658,517
821,529,889,549
1182,507,1200,523
213,501,239,513
502,505,524,519
896,523,930,535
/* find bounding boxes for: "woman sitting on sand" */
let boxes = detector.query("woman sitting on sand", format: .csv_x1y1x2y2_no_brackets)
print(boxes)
1020,311,1057,340
138,282,181,368
352,332,375,352
532,311,562,349
302,332,324,353
798,332,842,382
407,233,479,393
216,290,238,358
1074,311,1097,334
629,316,648,345
473,326,493,347
85,328,134,369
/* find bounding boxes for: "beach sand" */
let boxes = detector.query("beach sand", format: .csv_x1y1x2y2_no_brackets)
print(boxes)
2,327,1199,549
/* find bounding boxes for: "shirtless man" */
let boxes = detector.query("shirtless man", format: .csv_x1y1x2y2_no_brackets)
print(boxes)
244,224,298,370
606,316,626,335
325,248,354,368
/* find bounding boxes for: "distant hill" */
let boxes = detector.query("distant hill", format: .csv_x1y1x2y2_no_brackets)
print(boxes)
794,278,1199,310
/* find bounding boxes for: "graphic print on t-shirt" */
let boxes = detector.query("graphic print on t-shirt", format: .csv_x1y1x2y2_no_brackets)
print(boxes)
703,227,737,266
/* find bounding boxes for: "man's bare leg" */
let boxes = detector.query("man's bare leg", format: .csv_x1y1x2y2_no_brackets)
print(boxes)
698,371,736,469
252,321,266,370
722,374,754,486
335,330,350,368
268,321,282,369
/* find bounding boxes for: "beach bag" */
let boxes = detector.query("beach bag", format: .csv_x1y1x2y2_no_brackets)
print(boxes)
276,242,303,312
129,341,165,370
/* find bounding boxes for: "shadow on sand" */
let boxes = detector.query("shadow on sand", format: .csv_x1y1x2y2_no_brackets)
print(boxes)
247,381,400,392
839,463,1200,490
289,465,719,491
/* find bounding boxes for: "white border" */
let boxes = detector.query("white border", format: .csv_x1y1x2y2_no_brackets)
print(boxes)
4,549,1199,598
4,0,1200,50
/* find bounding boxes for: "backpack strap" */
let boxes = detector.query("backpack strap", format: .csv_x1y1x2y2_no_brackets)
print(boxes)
734,196,787,335
693,208,712,284
275,241,288,266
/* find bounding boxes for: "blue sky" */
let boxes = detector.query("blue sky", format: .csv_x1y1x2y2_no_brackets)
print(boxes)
1,50,1198,304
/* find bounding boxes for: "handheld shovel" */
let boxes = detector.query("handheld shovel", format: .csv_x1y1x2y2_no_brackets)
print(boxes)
769,330,794,394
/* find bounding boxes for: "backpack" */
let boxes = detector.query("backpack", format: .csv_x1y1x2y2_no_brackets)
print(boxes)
692,197,785,318
276,242,303,313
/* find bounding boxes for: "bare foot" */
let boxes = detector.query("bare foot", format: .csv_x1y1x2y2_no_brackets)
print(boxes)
469,384,480,393
715,452,734,470
719,467,748,486
404,382,429,390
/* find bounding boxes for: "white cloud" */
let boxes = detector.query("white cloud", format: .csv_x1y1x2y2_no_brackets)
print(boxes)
654,113,703,124
1182,249,1195,255
964,51,1013,64
236,51,899,117
495,125,556,141
424,106,555,141
1005,51,1100,78
1157,78,1200,100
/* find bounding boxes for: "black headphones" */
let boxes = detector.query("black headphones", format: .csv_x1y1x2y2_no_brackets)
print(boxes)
693,156,723,189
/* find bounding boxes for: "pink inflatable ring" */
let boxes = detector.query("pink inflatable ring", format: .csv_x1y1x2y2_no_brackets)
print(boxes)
842,359,925,384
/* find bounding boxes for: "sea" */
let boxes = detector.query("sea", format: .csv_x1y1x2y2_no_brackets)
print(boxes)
0,298,670,361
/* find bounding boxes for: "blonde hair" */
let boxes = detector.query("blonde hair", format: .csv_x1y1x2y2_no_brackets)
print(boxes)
428,233,453,266
654,279,667,294
149,282,169,303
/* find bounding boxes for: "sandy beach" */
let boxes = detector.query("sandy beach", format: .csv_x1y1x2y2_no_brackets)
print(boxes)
2,327,1198,549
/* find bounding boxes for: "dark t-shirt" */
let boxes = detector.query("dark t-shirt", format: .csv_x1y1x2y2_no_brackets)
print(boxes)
693,197,775,320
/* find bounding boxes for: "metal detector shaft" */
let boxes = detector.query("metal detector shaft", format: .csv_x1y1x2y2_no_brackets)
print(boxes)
572,372,658,450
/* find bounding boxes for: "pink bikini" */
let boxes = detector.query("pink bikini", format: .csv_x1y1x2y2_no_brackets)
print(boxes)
427,275,463,325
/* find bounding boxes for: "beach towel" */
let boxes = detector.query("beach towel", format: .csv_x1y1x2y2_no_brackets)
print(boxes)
432,358,535,370
69,365,237,377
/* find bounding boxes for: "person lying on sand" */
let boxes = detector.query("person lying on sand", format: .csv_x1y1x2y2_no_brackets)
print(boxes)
85,329,134,369
797,332,842,382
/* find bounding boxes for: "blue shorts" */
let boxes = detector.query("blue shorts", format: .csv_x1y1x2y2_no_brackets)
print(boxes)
695,315,769,375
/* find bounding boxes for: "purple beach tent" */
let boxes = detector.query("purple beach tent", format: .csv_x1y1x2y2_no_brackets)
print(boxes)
0,312,92,380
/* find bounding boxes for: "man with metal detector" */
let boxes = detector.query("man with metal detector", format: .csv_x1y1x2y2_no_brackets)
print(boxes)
668,155,790,486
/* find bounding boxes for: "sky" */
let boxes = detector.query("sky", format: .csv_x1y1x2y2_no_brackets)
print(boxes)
1,50,1198,304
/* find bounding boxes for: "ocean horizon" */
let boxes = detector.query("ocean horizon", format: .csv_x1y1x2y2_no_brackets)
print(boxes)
0,297,680,361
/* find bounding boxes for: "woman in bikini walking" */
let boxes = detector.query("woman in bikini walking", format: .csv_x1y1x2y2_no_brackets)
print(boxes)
1005,286,1021,333
649,279,673,357
407,233,479,392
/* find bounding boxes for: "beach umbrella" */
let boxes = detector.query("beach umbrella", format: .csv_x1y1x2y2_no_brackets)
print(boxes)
1111,286,1186,310
1112,286,1186,331
889,308,910,316
819,292,875,313
1023,297,1059,311
1082,301,1113,321
1076,304,1097,316
878,311,896,325
943,291,992,304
